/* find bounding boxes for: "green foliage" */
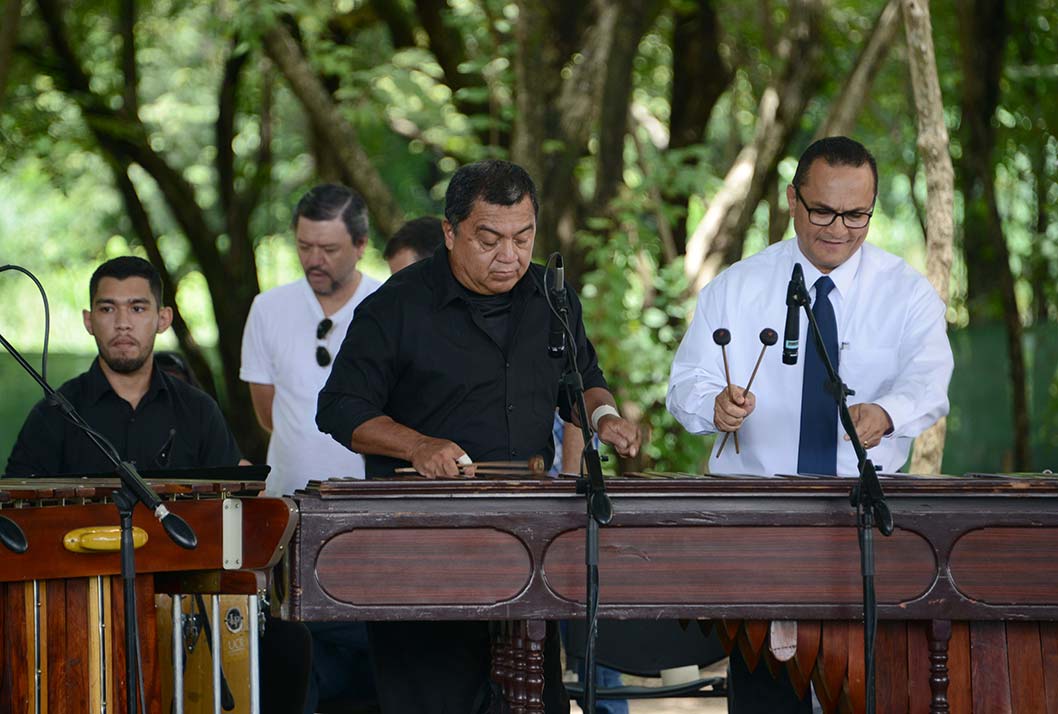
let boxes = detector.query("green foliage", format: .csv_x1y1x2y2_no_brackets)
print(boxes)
578,148,713,474
4,0,1058,473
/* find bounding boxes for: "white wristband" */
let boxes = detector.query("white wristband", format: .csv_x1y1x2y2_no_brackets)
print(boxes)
457,453,473,466
590,405,620,432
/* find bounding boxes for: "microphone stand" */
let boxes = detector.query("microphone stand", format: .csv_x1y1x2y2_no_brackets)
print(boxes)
548,265,612,714
0,330,197,714
789,269,893,714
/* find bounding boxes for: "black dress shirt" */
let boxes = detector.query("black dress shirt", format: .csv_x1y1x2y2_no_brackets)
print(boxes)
317,247,608,476
4,358,242,476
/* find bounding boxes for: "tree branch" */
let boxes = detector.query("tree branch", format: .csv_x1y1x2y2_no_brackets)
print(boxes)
591,0,664,211
106,159,219,398
119,0,138,116
217,36,249,228
262,22,404,238
367,0,416,49
684,0,824,292
817,0,902,139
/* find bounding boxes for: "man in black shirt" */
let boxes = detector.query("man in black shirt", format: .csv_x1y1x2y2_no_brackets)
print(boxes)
5,256,241,476
317,160,640,714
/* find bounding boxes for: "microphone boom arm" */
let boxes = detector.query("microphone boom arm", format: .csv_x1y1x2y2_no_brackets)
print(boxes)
789,272,892,714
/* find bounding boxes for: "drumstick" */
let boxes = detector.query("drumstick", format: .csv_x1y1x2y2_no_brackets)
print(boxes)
717,328,778,457
395,455,548,477
712,328,740,454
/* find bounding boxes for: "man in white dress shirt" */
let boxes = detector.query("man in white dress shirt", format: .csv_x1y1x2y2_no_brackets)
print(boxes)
667,136,953,712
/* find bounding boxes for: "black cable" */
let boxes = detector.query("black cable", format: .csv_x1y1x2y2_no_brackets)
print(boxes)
0,264,51,391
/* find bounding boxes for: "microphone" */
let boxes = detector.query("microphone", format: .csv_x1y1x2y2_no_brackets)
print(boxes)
783,263,804,365
548,254,566,359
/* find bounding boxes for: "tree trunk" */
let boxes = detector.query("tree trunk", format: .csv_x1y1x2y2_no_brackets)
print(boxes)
263,22,405,239
33,0,269,459
1012,8,1053,325
816,0,903,139
902,0,955,475
107,160,218,397
590,0,664,212
0,0,21,104
666,0,731,255
956,0,1030,470
684,0,823,294
512,0,660,269
412,0,495,140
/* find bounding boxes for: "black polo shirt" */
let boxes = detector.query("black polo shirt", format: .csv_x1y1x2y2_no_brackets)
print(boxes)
316,247,608,476
4,358,242,476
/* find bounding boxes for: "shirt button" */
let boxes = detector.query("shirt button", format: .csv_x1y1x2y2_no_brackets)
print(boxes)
510,450,517,457
507,404,514,412
505,362,511,369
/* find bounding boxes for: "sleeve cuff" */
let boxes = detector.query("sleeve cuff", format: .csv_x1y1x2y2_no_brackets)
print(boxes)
872,394,913,438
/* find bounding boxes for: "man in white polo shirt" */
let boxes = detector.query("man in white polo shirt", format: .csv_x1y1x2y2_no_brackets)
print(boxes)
241,184,381,712
240,183,381,495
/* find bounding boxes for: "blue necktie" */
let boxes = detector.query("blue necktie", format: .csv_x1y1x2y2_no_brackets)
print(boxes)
797,276,839,475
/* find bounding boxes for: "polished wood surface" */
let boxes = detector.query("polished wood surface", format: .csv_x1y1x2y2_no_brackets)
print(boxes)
291,473,1058,622
291,472,1058,714
0,479,296,714
0,482,296,580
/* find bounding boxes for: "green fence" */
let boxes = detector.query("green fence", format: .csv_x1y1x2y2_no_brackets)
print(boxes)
2,324,1057,475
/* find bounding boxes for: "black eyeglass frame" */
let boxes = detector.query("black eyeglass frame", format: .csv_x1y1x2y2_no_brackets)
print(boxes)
793,185,874,229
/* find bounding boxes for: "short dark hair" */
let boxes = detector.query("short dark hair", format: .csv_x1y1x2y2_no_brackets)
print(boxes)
792,136,879,199
383,217,444,261
444,160,539,230
90,256,163,306
293,184,369,245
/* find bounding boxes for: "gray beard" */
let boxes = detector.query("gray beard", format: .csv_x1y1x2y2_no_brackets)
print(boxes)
311,279,340,296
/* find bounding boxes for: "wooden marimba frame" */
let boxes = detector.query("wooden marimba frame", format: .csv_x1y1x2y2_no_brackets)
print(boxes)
289,472,1058,714
0,478,296,714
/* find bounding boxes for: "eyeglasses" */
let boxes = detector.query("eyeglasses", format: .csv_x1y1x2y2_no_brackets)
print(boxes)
794,185,874,229
316,318,333,367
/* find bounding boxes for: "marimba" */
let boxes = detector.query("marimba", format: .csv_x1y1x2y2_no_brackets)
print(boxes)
0,478,296,714
289,472,1058,714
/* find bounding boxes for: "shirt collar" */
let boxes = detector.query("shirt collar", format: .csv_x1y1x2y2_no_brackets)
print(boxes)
298,277,327,320
84,356,168,406
298,274,367,323
791,239,862,300
427,246,542,310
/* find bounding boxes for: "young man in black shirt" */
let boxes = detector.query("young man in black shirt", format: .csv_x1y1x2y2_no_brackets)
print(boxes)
5,256,241,476
317,160,641,714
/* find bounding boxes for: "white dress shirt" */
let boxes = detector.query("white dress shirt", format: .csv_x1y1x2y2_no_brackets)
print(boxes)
667,238,953,477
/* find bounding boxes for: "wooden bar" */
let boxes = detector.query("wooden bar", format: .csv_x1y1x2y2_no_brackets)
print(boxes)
970,621,1012,714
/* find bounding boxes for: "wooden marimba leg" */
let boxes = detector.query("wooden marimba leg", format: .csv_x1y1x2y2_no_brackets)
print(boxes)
496,620,546,714
927,619,952,714
524,620,546,714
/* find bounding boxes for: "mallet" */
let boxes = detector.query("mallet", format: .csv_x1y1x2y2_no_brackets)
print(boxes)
712,328,740,454
717,327,778,457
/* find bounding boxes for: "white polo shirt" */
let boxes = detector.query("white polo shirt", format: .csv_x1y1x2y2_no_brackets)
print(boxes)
241,275,381,495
